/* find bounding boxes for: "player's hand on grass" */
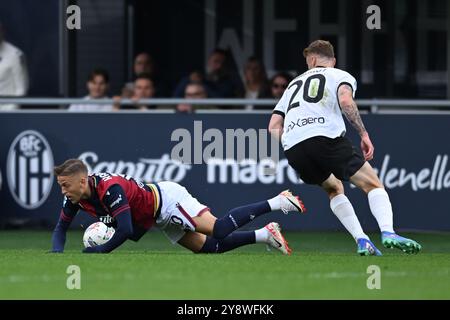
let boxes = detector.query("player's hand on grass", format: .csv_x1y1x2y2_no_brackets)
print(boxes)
360,132,374,161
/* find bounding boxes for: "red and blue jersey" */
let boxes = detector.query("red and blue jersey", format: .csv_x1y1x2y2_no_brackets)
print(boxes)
60,173,161,232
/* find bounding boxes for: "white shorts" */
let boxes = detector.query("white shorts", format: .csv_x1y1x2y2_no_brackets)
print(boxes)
155,181,210,244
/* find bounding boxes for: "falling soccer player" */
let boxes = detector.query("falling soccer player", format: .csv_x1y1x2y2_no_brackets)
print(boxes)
50,159,306,254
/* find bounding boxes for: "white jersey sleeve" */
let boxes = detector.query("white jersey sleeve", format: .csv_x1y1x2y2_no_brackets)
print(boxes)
335,71,357,98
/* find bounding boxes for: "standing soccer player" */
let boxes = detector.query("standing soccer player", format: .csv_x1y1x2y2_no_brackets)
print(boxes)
268,40,421,256
51,159,305,254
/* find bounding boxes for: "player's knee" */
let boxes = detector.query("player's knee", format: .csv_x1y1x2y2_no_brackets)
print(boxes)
361,178,384,194
363,183,384,194
198,236,220,253
323,184,344,199
212,219,228,239
328,190,344,200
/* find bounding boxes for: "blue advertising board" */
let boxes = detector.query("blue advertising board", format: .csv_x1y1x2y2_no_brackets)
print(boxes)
0,112,449,231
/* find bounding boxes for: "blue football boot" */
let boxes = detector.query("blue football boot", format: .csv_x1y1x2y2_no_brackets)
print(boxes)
357,238,382,256
381,232,422,254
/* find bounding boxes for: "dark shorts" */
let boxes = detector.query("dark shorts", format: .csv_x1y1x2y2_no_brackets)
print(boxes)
284,136,365,185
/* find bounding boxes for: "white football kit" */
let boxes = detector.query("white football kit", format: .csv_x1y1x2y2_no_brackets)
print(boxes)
156,181,209,243
273,67,357,151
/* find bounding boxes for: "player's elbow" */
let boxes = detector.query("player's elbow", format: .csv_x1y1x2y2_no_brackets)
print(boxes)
119,227,133,240
339,97,353,109
125,230,133,239
338,89,355,107
112,223,133,242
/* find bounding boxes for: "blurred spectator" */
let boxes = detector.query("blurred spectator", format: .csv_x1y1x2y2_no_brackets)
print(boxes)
0,21,29,110
173,48,243,99
122,52,168,98
243,56,270,109
68,69,114,111
115,73,156,110
269,72,293,100
176,82,208,113
251,72,293,110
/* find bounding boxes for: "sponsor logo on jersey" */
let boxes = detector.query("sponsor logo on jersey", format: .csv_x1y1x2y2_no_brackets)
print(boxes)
99,215,115,224
110,194,122,208
286,117,325,133
7,130,54,209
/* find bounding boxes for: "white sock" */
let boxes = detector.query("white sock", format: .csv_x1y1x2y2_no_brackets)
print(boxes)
368,188,395,233
330,194,368,242
267,195,280,211
254,228,269,243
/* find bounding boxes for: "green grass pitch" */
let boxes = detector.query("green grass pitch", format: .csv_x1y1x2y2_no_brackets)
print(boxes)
0,230,449,299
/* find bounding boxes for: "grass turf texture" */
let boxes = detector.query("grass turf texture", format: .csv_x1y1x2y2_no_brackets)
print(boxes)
0,230,449,299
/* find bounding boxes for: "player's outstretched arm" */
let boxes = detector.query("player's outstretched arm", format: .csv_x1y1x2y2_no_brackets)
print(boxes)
338,84,374,161
50,218,71,253
50,200,79,253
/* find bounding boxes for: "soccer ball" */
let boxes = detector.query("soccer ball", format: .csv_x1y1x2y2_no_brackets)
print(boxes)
83,222,115,248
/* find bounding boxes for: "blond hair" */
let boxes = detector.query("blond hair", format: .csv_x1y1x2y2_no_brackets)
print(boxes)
54,159,88,176
303,40,335,59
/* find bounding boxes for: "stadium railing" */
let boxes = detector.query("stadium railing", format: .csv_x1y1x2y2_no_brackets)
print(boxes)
1,98,450,113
